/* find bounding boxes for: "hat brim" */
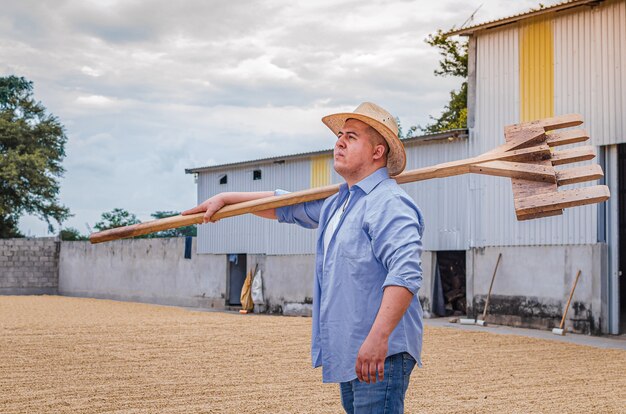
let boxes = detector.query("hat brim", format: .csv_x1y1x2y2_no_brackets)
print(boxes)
322,113,406,176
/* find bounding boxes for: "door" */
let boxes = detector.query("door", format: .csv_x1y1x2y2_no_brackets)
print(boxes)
227,254,247,306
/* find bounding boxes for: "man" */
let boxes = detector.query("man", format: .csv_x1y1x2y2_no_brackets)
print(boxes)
183,102,424,413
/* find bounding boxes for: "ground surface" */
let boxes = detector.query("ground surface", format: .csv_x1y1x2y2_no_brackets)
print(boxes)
1,296,624,413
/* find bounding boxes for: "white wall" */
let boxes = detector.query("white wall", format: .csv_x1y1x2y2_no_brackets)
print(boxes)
59,238,226,309
467,244,607,333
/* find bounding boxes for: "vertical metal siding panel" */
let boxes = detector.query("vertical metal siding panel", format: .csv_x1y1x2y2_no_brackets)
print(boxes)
266,159,317,255
561,0,626,147
519,17,554,123
310,155,332,188
402,139,469,251
473,28,521,247
621,1,626,143
551,4,626,244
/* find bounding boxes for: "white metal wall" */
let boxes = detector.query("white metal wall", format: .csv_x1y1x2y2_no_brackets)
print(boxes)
196,137,470,254
554,0,626,146
468,2,626,247
197,159,317,254
401,138,470,250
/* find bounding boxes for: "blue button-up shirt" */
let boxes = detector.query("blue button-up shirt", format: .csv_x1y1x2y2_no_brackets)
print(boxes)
276,167,425,383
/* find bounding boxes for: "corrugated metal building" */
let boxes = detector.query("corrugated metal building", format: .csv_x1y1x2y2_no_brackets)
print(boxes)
187,0,625,334
449,0,625,335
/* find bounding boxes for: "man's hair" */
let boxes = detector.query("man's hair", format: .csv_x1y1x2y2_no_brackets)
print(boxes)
366,125,389,159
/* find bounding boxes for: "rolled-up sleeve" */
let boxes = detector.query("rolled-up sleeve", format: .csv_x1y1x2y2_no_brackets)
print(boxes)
274,189,323,229
367,194,424,294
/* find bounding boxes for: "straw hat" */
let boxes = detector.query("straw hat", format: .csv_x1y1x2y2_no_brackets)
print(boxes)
322,102,406,176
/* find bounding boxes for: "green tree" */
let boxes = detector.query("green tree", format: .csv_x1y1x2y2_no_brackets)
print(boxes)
60,227,88,241
94,208,141,231
0,75,70,237
148,211,197,238
419,30,468,134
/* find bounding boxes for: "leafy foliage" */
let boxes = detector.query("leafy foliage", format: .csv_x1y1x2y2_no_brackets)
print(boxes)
0,75,70,238
94,208,141,232
427,29,468,78
417,30,469,134
60,227,88,241
397,117,419,140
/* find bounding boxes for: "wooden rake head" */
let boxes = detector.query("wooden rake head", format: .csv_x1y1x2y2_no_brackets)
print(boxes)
471,114,610,220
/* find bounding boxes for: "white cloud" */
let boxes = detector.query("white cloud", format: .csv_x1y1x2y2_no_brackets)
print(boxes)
76,95,114,106
80,65,102,77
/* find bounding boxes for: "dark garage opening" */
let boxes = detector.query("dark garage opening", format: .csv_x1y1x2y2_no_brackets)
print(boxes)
227,254,247,306
433,251,466,317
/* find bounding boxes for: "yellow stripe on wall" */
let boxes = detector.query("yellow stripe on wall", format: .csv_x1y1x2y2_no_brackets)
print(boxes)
310,154,332,188
519,16,554,122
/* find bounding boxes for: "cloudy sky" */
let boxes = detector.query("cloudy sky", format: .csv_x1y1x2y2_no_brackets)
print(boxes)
1,0,559,237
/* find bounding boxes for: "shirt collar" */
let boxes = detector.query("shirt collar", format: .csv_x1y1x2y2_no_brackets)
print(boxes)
352,167,390,195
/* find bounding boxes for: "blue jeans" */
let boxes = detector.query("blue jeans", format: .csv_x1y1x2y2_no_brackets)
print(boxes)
340,352,416,414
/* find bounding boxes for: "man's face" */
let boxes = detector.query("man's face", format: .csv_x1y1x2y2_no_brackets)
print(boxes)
333,119,382,178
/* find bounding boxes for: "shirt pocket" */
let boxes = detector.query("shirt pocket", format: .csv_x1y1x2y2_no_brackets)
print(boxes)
336,222,373,260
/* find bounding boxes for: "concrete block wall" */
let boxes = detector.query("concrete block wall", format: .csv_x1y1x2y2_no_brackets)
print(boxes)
0,238,59,295
59,238,226,309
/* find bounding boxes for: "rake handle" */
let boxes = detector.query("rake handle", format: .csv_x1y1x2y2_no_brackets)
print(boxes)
481,253,502,321
89,145,550,243
559,270,582,330
89,184,340,243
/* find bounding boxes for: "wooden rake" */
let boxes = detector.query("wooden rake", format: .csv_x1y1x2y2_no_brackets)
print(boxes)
89,114,610,244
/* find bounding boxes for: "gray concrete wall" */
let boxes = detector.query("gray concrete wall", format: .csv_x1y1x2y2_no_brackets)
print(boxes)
59,238,226,309
244,251,435,317
0,238,59,295
260,254,315,315
50,238,611,334
466,244,607,335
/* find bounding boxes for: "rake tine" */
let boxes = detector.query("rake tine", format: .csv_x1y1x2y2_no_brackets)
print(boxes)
515,185,610,216
470,161,556,183
516,209,563,221
546,129,589,147
551,146,596,166
556,164,604,186
513,114,584,132
487,126,545,154
495,144,552,162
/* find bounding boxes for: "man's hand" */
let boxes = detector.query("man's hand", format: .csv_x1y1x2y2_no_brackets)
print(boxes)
355,286,414,384
182,195,225,223
355,332,388,383
182,191,277,223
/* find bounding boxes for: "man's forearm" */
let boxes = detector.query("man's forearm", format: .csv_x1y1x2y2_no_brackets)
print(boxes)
219,191,277,219
182,191,278,221
355,285,414,383
220,191,274,204
368,286,414,340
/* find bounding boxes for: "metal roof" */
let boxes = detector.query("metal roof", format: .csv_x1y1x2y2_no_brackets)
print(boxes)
446,0,603,36
185,129,468,174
